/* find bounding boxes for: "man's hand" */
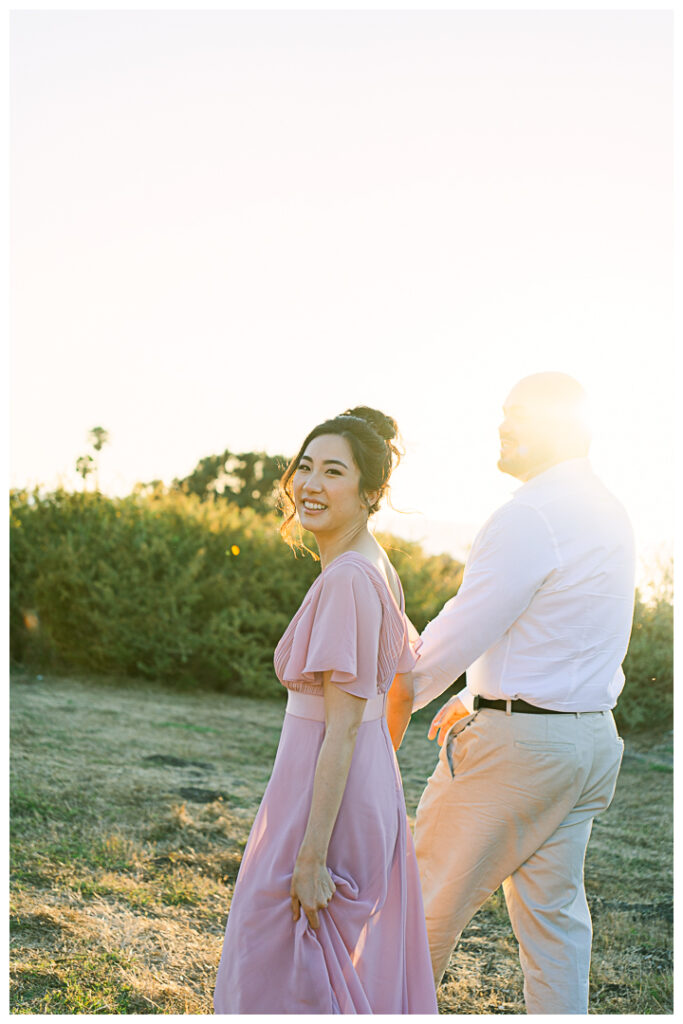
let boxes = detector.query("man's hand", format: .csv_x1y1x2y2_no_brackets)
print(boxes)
428,695,469,746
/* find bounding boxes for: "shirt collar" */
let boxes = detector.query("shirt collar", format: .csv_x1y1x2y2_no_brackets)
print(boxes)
513,456,593,498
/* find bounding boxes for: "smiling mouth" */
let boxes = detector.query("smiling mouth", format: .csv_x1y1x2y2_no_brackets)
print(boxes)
302,500,328,511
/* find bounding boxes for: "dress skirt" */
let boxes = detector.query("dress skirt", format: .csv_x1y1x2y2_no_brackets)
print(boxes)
213,691,437,1014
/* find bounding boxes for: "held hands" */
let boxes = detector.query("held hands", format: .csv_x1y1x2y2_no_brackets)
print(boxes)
290,851,336,930
428,695,469,746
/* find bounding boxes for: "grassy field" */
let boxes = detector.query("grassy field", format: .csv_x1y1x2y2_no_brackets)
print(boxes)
10,670,673,1014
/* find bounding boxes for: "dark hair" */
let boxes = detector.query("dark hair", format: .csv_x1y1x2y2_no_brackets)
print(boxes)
279,405,402,554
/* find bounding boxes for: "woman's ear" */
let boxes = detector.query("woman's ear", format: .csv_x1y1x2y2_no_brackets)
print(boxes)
362,489,380,510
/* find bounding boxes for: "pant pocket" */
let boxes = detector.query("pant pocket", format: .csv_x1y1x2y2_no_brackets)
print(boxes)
511,739,577,770
605,710,623,742
445,712,479,777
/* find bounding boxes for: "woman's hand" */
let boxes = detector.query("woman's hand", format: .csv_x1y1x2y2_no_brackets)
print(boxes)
290,851,337,930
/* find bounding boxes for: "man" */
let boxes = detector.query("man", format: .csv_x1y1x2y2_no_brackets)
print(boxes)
389,372,635,1014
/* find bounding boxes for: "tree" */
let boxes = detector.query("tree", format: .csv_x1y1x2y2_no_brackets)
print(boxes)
88,426,110,454
173,448,288,514
75,454,95,488
76,426,111,491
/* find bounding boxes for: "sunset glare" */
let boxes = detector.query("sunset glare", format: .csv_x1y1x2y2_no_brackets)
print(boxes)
10,9,673,583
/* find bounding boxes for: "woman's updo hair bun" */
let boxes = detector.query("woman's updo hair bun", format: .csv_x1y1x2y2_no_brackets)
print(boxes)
341,406,398,443
279,404,403,555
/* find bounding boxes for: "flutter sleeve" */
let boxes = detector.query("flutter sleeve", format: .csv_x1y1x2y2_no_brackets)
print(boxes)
281,561,383,700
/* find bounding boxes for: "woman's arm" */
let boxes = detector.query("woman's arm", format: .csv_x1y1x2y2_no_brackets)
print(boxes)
386,671,415,751
290,672,366,930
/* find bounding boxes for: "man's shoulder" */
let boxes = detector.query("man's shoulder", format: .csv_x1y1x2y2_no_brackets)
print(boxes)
476,497,552,545
511,466,635,561
486,495,547,526
517,464,633,530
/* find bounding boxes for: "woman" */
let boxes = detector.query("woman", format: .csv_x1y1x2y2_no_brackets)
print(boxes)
213,407,437,1014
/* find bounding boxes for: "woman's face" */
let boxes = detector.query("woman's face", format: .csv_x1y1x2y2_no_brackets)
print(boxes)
293,433,370,537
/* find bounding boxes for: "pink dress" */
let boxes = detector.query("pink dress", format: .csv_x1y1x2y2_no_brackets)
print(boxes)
213,551,438,1014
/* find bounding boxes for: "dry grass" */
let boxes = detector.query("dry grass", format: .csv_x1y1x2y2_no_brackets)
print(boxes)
10,670,672,1014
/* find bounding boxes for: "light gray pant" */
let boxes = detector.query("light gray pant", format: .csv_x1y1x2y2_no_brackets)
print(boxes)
414,707,624,1014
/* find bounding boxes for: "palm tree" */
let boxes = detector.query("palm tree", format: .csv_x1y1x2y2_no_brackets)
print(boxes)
87,426,110,490
75,454,95,489
88,426,110,453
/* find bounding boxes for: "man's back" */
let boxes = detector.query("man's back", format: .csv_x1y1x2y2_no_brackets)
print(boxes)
413,457,636,712
470,457,636,709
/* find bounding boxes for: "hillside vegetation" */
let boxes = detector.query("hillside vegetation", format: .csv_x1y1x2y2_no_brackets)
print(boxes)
10,486,672,733
10,487,463,695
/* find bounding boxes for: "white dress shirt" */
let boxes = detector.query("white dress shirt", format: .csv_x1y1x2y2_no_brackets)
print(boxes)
412,458,636,713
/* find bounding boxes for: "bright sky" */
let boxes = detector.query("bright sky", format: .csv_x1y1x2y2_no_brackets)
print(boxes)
10,9,674,579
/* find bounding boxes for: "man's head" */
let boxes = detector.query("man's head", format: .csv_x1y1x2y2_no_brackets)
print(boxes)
498,372,591,482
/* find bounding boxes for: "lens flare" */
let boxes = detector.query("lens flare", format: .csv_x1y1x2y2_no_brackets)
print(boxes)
22,610,40,632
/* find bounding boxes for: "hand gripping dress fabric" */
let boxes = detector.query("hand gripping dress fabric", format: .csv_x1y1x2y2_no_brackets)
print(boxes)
213,552,438,1014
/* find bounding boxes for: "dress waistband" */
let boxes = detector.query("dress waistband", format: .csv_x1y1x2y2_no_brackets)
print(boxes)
285,689,385,722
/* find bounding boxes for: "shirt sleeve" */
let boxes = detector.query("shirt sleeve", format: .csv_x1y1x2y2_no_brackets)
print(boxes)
412,500,559,711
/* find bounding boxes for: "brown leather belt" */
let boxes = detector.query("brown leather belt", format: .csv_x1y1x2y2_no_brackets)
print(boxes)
473,696,568,715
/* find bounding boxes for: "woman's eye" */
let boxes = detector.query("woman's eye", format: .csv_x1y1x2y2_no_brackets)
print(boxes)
326,468,341,476
296,463,310,472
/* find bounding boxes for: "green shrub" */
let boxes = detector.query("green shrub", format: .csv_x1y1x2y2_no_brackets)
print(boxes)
10,488,672,731
616,589,673,734
9,488,462,697
10,488,312,695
